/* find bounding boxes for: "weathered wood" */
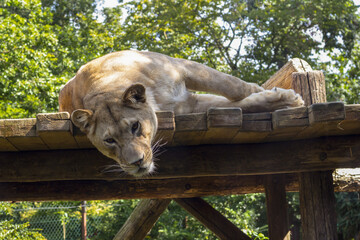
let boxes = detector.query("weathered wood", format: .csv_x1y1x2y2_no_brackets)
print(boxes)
1,172,359,201
299,171,338,240
175,198,252,240
0,118,48,151
155,111,175,144
291,71,326,106
292,70,338,239
113,199,171,240
173,113,207,145
265,175,291,240
0,138,17,151
36,112,79,149
0,135,359,182
272,107,309,129
0,175,271,201
308,102,345,125
203,108,242,144
262,58,313,90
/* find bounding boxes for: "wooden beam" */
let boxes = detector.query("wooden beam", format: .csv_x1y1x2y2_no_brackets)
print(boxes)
175,198,252,240
265,175,290,240
299,171,337,239
0,135,359,182
113,199,171,240
0,172,358,201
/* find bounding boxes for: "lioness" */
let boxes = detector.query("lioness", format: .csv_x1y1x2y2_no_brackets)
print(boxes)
59,50,303,177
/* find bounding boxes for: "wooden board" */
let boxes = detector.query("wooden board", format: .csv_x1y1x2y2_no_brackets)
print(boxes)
202,108,242,144
0,135,359,182
36,112,79,149
0,172,357,201
0,118,48,151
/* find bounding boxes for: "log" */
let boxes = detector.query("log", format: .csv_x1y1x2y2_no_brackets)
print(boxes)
113,199,171,240
175,198,251,240
265,175,291,240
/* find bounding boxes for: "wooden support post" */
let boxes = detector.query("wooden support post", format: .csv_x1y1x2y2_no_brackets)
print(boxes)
265,175,290,240
299,171,337,239
113,199,171,240
292,71,338,240
175,198,252,240
81,201,87,240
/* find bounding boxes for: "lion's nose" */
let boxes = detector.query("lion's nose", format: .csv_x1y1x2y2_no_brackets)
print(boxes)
132,157,144,166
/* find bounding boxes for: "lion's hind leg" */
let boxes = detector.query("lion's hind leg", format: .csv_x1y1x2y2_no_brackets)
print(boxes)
238,88,304,113
190,88,304,113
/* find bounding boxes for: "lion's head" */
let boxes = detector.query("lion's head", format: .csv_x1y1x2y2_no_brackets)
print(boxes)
71,84,158,177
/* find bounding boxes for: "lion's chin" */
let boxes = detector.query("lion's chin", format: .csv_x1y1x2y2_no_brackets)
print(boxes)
126,162,155,177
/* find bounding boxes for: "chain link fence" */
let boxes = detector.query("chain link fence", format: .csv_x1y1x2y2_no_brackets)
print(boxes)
1,201,116,240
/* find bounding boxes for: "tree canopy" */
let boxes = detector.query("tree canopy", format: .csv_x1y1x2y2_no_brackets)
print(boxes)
0,0,359,119
0,0,360,239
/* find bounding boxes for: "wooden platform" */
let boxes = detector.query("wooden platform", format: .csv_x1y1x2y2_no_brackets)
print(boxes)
1,58,359,240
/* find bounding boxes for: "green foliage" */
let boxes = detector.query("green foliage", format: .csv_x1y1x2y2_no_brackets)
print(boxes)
0,0,359,238
0,202,45,240
0,220,45,240
336,192,360,239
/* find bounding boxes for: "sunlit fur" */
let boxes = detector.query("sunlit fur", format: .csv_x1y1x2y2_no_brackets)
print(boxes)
59,50,304,177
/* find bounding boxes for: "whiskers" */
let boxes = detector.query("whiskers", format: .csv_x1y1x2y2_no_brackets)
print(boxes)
101,164,125,175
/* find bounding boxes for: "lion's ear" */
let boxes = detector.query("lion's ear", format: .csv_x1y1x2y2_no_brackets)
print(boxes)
71,109,93,134
122,84,146,107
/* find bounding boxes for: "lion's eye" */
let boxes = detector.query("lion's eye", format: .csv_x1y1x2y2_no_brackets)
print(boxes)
104,138,115,144
131,121,140,134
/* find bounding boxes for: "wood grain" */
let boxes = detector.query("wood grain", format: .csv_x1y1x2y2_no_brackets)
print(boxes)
0,135,359,182
262,58,313,90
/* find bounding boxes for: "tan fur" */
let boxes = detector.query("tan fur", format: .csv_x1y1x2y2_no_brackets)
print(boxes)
60,50,304,177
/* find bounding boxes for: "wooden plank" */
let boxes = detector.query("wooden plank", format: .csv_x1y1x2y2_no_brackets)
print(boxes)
336,105,360,136
308,102,345,124
36,112,79,149
232,112,272,143
0,118,48,151
0,138,17,151
155,111,175,145
265,175,291,240
0,135,359,182
294,102,346,140
272,107,309,129
262,58,312,90
299,171,337,239
113,199,171,240
175,198,252,240
202,108,242,144
72,126,94,148
172,113,207,145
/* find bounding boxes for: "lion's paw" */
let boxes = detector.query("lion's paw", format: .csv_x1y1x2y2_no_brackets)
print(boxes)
242,88,304,112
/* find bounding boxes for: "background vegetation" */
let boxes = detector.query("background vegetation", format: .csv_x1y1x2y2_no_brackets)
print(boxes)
0,0,359,239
